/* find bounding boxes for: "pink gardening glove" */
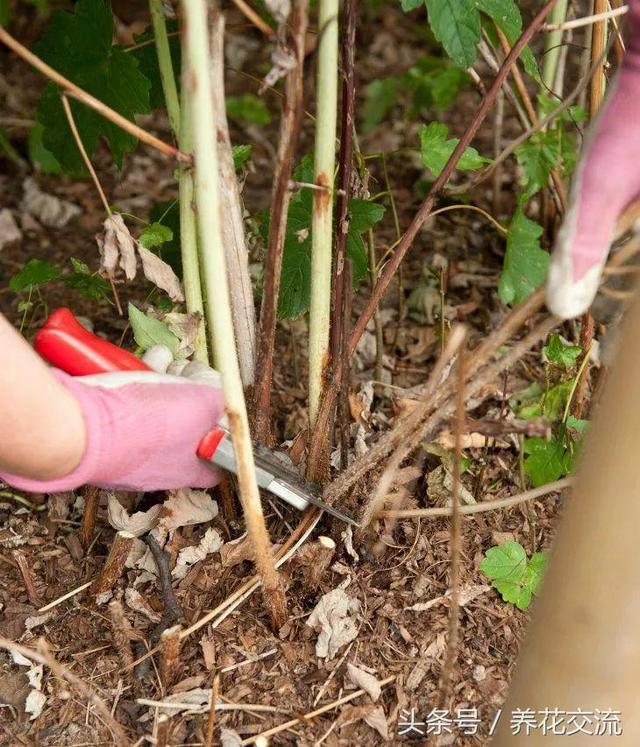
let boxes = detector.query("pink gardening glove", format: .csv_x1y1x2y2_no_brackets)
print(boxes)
547,0,640,318
0,368,225,493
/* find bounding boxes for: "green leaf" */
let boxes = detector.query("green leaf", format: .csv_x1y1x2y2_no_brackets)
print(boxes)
271,173,385,318
475,0,538,79
419,122,489,177
28,121,62,174
226,94,271,126
516,130,561,200
65,257,110,300
481,541,548,610
425,0,480,68
480,541,527,583
400,0,423,10
566,415,589,435
130,22,181,110
362,77,403,132
524,435,572,487
139,222,174,249
232,144,252,170
498,207,549,306
10,259,62,292
543,333,581,369
34,0,151,174
128,303,178,355
524,552,548,596
149,201,181,276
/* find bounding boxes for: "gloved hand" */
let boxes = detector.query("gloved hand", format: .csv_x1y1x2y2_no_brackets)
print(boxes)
546,0,640,319
0,356,225,493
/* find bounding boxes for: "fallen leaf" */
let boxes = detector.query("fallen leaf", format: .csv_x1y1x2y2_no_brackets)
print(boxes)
342,525,360,563
96,214,137,280
0,209,21,251
437,430,509,449
364,705,389,740
427,465,476,506
306,586,360,658
10,654,46,720
124,588,161,622
21,177,81,228
406,583,490,612
140,687,212,717
164,312,202,356
158,489,218,533
346,663,381,701
405,662,427,691
172,528,223,579
107,494,161,537
220,534,252,567
220,729,243,747
137,244,184,302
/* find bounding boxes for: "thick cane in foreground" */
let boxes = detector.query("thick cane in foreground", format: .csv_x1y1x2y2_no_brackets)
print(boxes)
493,292,640,744
34,308,356,525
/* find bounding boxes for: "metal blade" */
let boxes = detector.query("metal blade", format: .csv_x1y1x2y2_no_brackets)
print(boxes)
267,477,359,527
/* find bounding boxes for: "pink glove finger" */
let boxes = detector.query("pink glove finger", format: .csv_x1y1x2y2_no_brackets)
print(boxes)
547,0,640,319
1,370,225,493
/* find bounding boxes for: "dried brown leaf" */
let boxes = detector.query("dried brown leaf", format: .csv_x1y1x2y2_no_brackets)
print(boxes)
96,214,137,280
306,586,360,659
107,494,161,537
346,663,381,701
158,489,218,532
138,244,185,302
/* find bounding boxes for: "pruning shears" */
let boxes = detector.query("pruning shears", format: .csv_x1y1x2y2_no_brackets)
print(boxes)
34,308,357,526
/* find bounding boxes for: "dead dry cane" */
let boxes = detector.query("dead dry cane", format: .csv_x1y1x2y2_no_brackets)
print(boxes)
90,531,134,598
182,0,286,629
159,624,182,689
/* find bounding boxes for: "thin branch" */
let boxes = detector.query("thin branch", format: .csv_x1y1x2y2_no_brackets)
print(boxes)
346,0,560,359
378,479,571,518
253,0,309,442
543,5,628,31
149,0,181,137
182,0,285,628
0,25,189,163
230,0,276,37
439,338,466,706
61,95,111,215
239,676,396,744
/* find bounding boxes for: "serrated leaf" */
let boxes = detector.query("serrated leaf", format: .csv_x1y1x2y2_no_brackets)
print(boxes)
232,144,252,170
498,208,549,306
482,541,547,610
400,0,423,10
493,578,533,610
426,0,480,68
480,541,527,582
523,436,572,487
410,59,469,112
566,415,589,434
419,122,489,177
28,122,62,174
516,130,561,200
65,257,110,300
362,77,403,132
34,0,151,174
475,0,538,79
524,552,547,595
128,303,178,355
273,182,385,318
543,333,581,369
139,222,174,249
10,259,62,292
226,94,271,126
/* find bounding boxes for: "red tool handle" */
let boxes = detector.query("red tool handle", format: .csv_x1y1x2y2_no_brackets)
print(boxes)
34,307,151,376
